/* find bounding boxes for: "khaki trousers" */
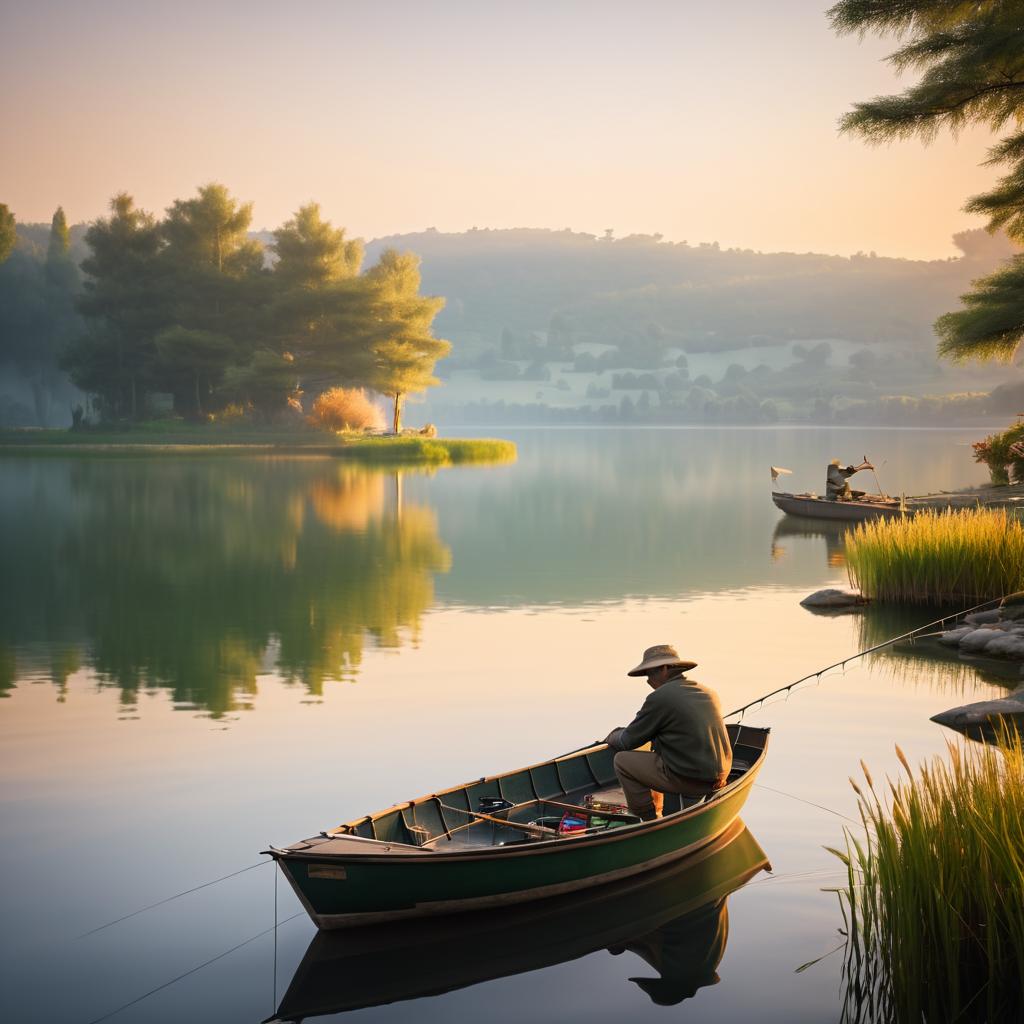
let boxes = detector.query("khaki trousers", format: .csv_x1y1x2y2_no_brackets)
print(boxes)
613,750,722,820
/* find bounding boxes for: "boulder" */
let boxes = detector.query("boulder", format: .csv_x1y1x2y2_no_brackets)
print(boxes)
931,688,1024,742
959,628,1002,653
983,634,1024,660
1000,593,1024,621
964,610,1002,625
938,626,974,646
800,588,865,608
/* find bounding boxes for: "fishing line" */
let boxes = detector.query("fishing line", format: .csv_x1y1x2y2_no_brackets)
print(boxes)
82,911,305,1024
76,860,270,939
725,596,1005,722
272,858,279,1012
753,782,858,823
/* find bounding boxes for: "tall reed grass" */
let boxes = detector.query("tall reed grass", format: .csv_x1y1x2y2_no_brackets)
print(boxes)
831,733,1024,1023
845,508,1024,604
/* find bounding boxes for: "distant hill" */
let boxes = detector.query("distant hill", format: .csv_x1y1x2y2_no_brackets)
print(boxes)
363,227,1020,357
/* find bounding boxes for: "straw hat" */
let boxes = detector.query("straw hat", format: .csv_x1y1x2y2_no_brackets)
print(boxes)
829,458,842,467
627,643,697,677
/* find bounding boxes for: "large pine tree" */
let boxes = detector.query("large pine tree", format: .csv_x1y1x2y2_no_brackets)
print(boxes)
68,194,165,418
830,0,1024,362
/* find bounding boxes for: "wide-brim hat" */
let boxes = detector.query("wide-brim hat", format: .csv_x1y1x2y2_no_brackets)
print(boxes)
627,644,697,676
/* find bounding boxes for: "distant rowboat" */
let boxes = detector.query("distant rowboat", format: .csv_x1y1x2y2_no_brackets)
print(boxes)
772,491,912,522
265,724,769,929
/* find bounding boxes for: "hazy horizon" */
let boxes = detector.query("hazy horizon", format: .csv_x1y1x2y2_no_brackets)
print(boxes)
1,0,999,260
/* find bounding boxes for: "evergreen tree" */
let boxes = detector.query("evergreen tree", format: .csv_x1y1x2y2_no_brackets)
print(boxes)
47,207,70,264
158,184,266,411
68,193,165,418
0,204,17,265
363,250,450,433
270,204,374,406
272,203,362,289
830,0,1024,362
162,183,262,275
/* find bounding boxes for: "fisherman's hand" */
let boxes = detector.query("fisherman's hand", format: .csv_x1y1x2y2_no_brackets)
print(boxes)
604,728,625,749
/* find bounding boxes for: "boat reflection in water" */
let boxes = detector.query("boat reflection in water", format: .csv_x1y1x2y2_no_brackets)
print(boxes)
770,515,848,568
268,820,769,1021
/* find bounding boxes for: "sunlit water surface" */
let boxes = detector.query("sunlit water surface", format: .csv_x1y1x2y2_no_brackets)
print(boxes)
0,428,1012,1023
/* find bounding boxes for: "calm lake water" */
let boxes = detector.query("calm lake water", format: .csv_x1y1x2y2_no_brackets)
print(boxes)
0,428,1011,1023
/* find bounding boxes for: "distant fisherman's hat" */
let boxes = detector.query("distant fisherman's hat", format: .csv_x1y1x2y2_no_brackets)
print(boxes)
829,458,842,466
627,643,697,677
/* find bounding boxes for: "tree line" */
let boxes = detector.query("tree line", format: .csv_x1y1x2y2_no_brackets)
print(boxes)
0,185,450,431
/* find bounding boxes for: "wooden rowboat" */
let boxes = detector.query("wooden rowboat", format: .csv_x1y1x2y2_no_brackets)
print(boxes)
267,819,769,1020
265,724,769,929
772,490,912,522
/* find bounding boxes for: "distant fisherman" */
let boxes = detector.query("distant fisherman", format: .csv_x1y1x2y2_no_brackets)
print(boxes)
604,645,732,821
826,458,873,501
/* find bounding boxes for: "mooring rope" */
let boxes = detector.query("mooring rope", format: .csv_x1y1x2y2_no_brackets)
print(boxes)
725,596,1005,722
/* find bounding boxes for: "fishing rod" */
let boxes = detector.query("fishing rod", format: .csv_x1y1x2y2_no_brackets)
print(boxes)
725,596,1004,721
863,453,885,498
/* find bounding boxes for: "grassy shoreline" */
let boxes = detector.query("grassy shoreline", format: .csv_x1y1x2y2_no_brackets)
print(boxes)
833,735,1024,1023
0,428,517,465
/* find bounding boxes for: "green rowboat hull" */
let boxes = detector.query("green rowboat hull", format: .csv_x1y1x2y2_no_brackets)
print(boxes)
270,724,769,928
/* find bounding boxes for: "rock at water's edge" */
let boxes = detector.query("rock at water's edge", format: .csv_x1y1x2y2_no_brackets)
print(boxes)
931,689,1024,742
800,588,865,609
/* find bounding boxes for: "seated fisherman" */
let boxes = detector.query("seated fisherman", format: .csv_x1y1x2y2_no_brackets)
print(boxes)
826,458,873,501
604,645,732,821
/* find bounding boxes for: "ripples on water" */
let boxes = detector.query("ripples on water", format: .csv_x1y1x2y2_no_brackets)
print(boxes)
0,428,1009,1022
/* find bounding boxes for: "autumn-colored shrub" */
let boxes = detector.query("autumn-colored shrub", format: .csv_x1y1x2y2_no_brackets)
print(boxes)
307,388,385,433
972,421,1024,485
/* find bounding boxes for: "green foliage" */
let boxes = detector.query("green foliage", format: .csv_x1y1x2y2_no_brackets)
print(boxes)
364,249,450,431
936,255,1024,363
221,349,300,417
0,204,82,425
69,193,165,418
68,185,448,423
829,0,1024,366
971,420,1024,485
154,326,237,415
0,204,15,265
845,508,1024,604
272,203,362,288
162,183,262,275
832,734,1024,1023
46,206,70,263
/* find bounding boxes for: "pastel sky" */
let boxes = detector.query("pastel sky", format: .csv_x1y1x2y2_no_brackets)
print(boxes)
1,0,997,258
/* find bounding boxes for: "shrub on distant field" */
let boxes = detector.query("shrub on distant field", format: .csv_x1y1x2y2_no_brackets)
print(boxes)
307,388,385,432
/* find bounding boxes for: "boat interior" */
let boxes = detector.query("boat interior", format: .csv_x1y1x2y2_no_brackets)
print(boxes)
304,724,769,854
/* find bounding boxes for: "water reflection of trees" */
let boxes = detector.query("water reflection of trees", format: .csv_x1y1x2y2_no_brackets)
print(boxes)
0,460,450,715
